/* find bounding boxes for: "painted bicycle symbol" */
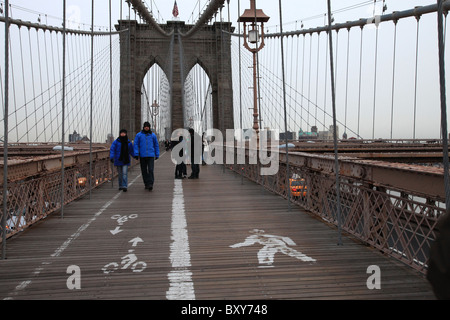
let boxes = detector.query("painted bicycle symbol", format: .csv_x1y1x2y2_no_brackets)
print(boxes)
111,213,138,225
102,249,147,274
110,214,138,235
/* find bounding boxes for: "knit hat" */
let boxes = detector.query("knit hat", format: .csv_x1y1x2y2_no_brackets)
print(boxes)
120,129,127,134
143,122,151,129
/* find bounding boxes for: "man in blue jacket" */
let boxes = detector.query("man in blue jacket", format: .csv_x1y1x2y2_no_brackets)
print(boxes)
110,129,135,192
134,122,160,191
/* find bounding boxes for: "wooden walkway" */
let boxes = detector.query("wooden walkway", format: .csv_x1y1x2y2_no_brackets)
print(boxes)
0,152,435,300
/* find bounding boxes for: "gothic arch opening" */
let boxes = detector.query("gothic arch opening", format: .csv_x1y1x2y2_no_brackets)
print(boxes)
141,63,171,140
184,63,213,135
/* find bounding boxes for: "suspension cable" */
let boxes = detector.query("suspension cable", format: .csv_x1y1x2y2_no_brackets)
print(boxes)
278,0,291,211
390,19,398,139
413,14,421,139
327,0,343,246
2,0,9,260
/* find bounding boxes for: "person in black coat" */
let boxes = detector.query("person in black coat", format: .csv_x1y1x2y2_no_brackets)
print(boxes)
427,211,450,299
188,128,201,179
109,129,135,192
174,136,187,179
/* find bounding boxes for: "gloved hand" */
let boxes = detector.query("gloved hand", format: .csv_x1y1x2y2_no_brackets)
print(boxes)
134,156,139,160
110,158,114,163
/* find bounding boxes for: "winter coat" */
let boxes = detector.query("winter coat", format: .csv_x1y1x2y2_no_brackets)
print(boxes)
134,130,160,158
427,212,450,299
110,138,135,166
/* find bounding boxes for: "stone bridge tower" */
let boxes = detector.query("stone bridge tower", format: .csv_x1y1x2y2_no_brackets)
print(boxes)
116,20,234,138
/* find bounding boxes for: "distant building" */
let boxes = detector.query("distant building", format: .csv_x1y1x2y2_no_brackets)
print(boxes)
280,131,297,141
318,125,339,141
298,126,318,140
69,131,81,142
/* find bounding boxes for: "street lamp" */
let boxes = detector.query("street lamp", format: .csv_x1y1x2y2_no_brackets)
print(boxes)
151,100,159,134
239,0,270,142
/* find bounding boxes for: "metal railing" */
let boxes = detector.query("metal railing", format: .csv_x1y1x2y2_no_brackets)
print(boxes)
0,150,112,241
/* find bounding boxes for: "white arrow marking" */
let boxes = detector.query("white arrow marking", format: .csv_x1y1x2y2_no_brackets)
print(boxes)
110,226,123,235
129,237,144,247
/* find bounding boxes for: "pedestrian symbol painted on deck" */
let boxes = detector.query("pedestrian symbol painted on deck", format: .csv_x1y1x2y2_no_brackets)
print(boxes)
230,229,316,268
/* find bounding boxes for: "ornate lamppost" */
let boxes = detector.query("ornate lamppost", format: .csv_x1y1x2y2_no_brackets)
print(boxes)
239,0,269,143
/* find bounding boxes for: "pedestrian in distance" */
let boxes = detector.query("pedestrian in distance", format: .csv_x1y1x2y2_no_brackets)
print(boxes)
110,129,135,192
173,135,187,179
202,132,208,165
188,128,201,179
134,121,160,191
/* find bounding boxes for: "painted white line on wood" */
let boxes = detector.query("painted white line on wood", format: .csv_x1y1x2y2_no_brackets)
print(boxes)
166,179,195,300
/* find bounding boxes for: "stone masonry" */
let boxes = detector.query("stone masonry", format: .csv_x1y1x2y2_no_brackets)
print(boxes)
116,20,234,138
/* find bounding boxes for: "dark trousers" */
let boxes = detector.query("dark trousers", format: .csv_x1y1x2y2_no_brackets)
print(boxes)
140,157,155,187
191,157,200,178
175,162,186,178
192,164,200,177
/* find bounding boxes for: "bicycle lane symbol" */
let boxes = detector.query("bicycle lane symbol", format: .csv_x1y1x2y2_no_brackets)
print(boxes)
110,214,138,235
102,237,147,274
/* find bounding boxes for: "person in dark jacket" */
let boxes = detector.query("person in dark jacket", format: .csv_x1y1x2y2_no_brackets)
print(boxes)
173,135,187,179
110,129,135,192
134,121,160,191
188,128,201,179
427,211,450,299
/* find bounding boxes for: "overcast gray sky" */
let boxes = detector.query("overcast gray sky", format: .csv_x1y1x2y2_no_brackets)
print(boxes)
2,0,448,140
4,1,438,32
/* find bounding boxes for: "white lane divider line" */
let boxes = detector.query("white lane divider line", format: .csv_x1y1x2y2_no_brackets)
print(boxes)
166,179,195,300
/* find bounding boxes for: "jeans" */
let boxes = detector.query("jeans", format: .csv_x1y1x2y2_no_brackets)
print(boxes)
140,157,155,187
117,165,128,189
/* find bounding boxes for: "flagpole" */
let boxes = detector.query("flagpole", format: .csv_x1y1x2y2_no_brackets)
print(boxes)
172,1,179,19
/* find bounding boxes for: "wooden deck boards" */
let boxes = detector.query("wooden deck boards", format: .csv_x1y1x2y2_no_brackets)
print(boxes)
0,152,435,300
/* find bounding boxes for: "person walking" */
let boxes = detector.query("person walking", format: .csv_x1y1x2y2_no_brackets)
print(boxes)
110,129,135,192
173,135,187,179
134,121,160,191
188,128,201,179
202,132,208,165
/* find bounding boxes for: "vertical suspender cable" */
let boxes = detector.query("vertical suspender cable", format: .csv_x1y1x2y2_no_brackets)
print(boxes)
28,31,38,141
238,0,244,185
327,0,343,246
2,0,9,259
437,0,450,214
278,0,291,211
357,26,364,138
89,0,94,199
344,29,350,138
372,22,379,140
390,20,398,140
323,30,329,133
109,0,114,188
60,0,67,218
300,35,305,130
413,15,421,140
307,34,312,129
315,32,320,127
